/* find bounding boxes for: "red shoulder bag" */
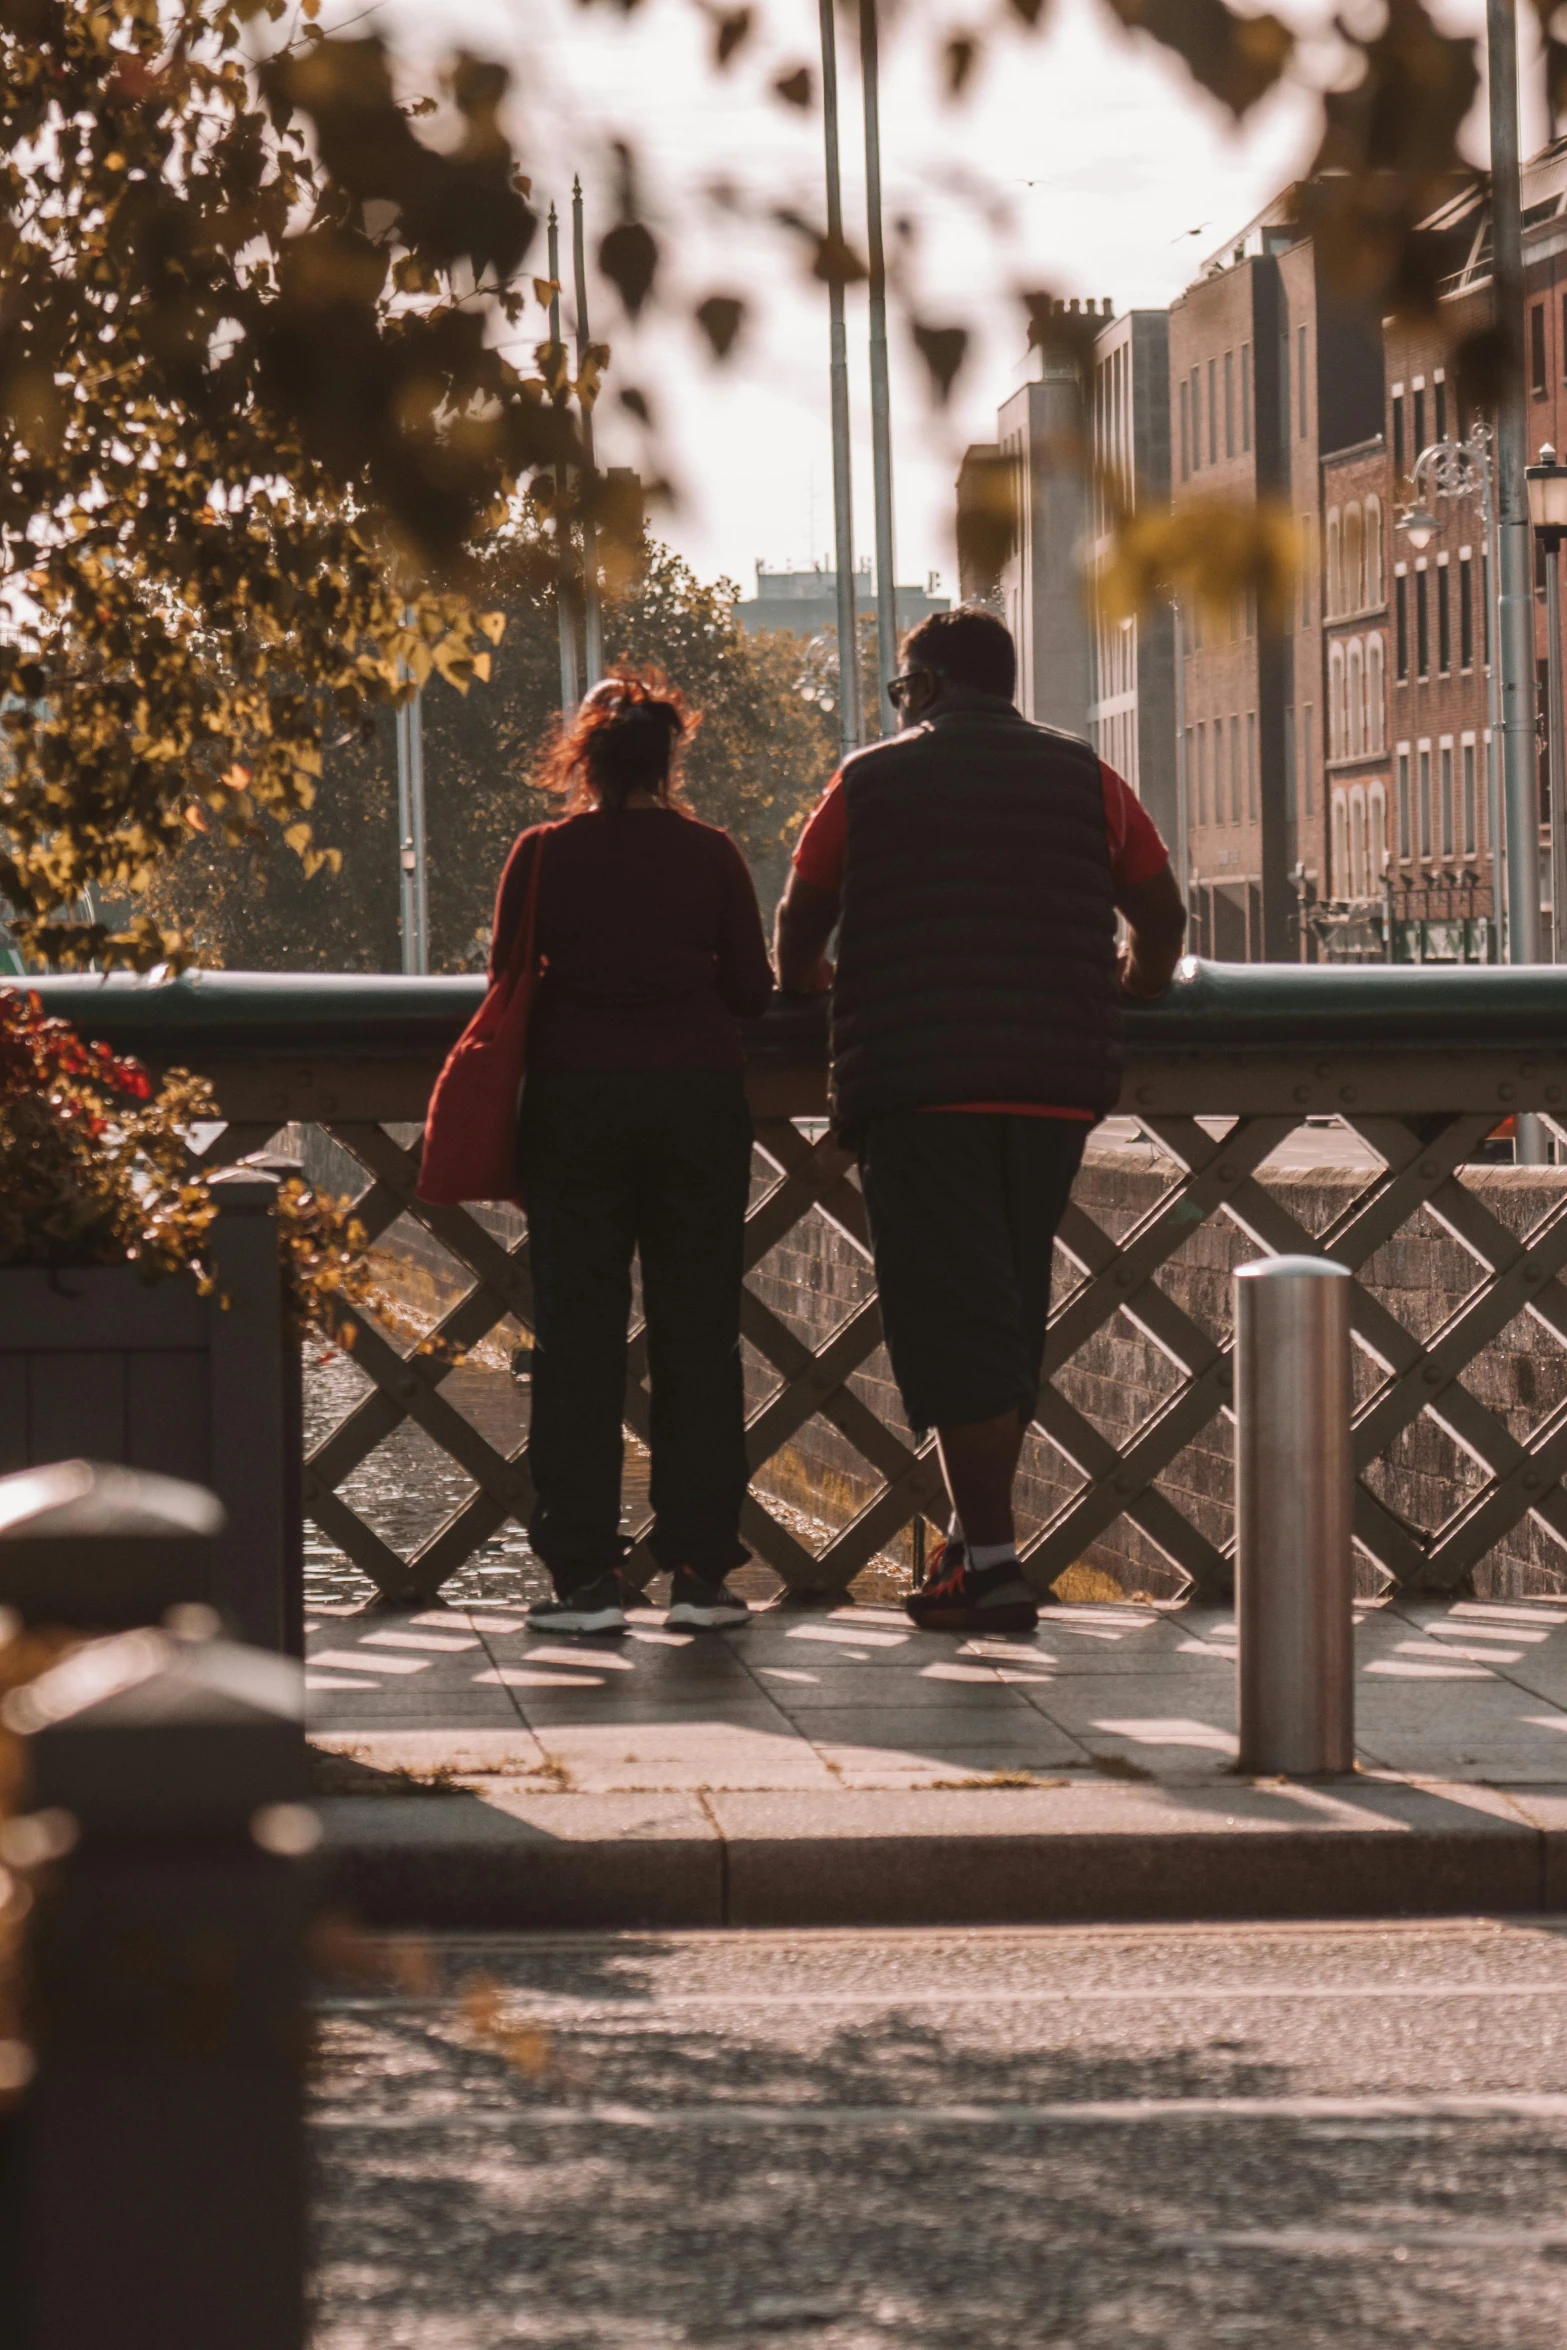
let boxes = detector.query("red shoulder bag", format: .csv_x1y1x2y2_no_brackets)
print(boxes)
416,833,548,1206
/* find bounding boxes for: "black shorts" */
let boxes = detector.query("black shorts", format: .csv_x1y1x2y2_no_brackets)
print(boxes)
858,1110,1088,1435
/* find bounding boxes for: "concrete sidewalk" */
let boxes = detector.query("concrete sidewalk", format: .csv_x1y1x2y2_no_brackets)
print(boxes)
307,1593,1567,1929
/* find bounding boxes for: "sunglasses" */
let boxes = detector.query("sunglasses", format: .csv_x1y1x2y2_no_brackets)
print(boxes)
886,670,933,709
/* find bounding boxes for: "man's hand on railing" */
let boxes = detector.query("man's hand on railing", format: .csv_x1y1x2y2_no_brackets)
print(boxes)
1115,862,1188,1001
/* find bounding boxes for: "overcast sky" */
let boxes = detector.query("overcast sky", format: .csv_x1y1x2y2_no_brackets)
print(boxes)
351,0,1543,600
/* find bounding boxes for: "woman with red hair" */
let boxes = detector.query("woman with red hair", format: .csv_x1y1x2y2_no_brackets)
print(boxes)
489,668,773,1633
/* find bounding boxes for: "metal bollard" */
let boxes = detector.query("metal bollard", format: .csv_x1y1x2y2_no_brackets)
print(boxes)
5,1622,311,2350
1234,1254,1355,1776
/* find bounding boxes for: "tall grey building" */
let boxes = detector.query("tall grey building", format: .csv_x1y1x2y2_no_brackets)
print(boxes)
1087,308,1176,842
957,300,1175,839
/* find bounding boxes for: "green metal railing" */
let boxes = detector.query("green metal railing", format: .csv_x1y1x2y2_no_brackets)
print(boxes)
23,961,1567,1605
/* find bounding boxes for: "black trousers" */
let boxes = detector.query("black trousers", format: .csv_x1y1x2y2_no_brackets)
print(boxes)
517,1071,754,1592
858,1110,1088,1435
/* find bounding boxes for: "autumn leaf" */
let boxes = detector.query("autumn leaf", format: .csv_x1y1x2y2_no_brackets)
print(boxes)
598,219,659,317
911,321,969,403
695,295,746,360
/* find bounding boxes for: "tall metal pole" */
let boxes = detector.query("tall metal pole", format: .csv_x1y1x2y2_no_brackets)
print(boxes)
548,206,580,717
1488,0,1542,968
818,0,862,757
1172,597,1189,911
1546,531,1567,962
394,680,427,975
1481,447,1507,961
572,177,605,690
860,0,897,738
1489,0,1546,1162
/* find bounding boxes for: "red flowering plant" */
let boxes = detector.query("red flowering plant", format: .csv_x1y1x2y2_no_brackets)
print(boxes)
0,989,373,1337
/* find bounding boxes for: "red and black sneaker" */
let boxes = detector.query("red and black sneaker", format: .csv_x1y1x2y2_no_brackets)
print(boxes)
905,1540,1039,1633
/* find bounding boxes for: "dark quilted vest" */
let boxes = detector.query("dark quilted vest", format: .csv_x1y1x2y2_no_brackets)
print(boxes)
830,701,1122,1138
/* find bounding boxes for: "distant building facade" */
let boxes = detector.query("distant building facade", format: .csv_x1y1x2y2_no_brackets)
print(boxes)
735,563,949,641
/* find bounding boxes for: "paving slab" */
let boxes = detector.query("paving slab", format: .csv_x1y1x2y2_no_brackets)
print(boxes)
307,1597,1567,1928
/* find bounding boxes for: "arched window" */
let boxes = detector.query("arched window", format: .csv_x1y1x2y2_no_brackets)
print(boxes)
1369,780,1388,880
1366,633,1386,754
1325,507,1342,620
1350,787,1369,902
1344,504,1365,614
1347,638,1365,758
1332,788,1349,899
1329,640,1346,761
1365,496,1384,606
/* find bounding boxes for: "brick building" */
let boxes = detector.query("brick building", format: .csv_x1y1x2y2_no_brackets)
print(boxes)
953,136,1567,963
1169,203,1383,959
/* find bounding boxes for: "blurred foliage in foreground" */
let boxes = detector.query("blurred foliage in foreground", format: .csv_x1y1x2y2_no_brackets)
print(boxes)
0,0,1533,968
143,530,838,967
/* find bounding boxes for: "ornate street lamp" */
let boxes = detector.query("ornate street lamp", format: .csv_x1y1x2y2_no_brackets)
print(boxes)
1526,443,1567,965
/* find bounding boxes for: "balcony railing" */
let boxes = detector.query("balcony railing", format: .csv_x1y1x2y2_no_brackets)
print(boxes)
26,960,1567,1608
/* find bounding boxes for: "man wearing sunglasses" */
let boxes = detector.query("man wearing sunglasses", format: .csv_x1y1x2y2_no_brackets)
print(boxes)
774,605,1185,1633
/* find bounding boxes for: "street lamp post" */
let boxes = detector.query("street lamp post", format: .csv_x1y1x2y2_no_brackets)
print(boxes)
1527,444,1567,966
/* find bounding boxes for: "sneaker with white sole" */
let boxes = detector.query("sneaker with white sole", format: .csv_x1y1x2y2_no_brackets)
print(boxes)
666,1568,750,1630
527,1570,628,1635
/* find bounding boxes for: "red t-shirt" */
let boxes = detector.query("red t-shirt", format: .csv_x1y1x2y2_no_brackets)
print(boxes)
791,756,1169,1121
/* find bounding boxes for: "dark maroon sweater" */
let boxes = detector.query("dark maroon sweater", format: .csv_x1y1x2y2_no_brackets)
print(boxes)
489,807,774,1072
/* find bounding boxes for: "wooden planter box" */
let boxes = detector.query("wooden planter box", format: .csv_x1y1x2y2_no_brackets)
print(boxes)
0,1168,303,1653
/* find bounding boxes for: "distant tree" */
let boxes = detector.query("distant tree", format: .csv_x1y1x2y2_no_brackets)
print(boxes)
144,527,837,968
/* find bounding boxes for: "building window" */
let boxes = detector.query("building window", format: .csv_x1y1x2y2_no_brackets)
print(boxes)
1392,391,1405,481
1304,703,1315,816
1231,713,1243,822
1347,639,1365,758
1418,742,1432,859
1440,739,1454,857
1351,787,1369,900
1344,504,1364,612
1326,507,1341,618
1367,634,1385,753
1247,710,1257,820
1214,717,1227,824
1437,559,1451,675
1483,548,1492,665
1297,324,1308,438
1329,641,1345,760
1332,788,1348,896
1462,738,1477,855
1179,378,1190,481
1532,301,1548,396
1416,566,1430,678
1370,781,1387,882
1207,357,1217,464
1365,498,1383,605
1241,343,1252,450
1396,571,1409,680
1197,722,1208,824
1285,704,1297,821
1191,368,1201,471
1397,744,1412,859
1224,349,1235,458
1460,552,1473,669
1300,515,1313,626
1413,381,1426,454
1435,375,1447,444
